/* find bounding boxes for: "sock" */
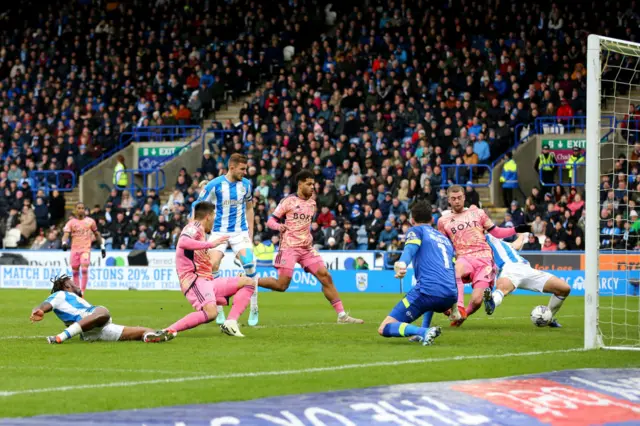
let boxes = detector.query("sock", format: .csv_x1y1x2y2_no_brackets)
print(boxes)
167,311,209,332
331,299,345,316
250,283,258,310
72,270,80,288
456,277,465,309
228,285,254,321
548,294,566,316
492,290,504,307
381,322,426,338
421,311,434,328
80,268,89,294
216,305,224,315
56,322,82,342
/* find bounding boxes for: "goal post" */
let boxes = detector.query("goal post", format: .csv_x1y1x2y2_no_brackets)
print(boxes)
585,34,640,351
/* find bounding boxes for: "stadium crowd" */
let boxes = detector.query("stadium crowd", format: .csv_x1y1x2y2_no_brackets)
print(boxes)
1,0,639,251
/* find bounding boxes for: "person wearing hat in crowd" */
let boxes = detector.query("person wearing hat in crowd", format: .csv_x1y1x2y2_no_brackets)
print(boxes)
378,220,398,249
565,146,585,185
535,143,557,186
200,149,216,176
630,210,640,233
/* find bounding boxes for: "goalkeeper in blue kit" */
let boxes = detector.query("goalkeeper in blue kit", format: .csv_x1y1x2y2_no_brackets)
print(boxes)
377,201,458,346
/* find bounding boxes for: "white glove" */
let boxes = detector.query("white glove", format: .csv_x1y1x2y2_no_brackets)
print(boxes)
394,261,407,279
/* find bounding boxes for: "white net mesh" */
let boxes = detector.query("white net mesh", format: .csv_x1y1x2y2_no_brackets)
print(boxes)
596,37,640,349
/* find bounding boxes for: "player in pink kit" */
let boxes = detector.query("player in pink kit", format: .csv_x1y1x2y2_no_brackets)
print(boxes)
437,186,530,326
62,203,106,296
261,170,364,324
165,201,256,337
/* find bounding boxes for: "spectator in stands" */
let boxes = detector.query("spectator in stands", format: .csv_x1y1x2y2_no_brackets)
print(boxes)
508,201,526,227
542,238,558,252
378,221,398,250
43,230,61,250
522,234,542,251
34,197,49,230
17,206,36,243
113,156,128,192
565,147,586,184
31,230,47,250
500,152,520,206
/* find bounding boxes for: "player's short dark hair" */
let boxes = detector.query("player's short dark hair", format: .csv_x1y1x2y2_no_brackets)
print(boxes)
295,169,314,186
50,274,71,294
410,200,433,224
194,201,214,219
447,185,464,195
76,202,85,207
229,153,248,166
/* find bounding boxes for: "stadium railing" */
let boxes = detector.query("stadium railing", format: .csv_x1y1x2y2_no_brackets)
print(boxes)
29,171,76,197
114,169,166,194
440,164,492,187
79,125,203,175
539,162,586,187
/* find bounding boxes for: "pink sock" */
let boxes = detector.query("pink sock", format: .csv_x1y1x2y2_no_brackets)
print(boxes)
456,277,465,309
167,311,209,332
80,268,89,294
331,299,344,315
228,285,254,321
466,300,480,316
72,270,80,288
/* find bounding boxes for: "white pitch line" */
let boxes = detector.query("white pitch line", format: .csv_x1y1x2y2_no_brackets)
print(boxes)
0,348,586,397
0,365,190,375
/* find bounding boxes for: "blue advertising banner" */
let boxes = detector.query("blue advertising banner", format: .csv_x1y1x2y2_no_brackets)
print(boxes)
0,265,636,296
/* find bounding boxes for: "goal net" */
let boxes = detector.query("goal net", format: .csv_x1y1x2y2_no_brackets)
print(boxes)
586,35,640,350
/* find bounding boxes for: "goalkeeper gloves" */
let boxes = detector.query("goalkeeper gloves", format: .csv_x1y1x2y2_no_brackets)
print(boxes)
62,241,69,251
394,261,407,278
515,224,531,233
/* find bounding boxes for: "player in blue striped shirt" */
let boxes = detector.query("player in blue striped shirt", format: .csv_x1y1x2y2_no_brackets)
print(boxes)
483,233,571,327
192,153,259,326
30,275,175,344
378,201,458,346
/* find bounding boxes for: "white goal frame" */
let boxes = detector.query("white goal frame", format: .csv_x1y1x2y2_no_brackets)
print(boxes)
585,34,640,351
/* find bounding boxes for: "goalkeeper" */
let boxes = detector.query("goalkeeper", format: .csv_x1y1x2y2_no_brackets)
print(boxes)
377,201,458,346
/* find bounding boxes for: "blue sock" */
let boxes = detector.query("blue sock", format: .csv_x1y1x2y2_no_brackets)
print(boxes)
382,322,426,338
213,270,221,279
421,311,434,328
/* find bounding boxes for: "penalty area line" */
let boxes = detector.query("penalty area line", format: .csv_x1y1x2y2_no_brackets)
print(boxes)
0,347,586,397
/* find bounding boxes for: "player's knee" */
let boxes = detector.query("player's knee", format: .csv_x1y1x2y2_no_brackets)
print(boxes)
93,308,111,324
556,281,571,298
239,276,255,289
377,324,386,336
276,275,292,291
203,303,218,321
315,268,331,282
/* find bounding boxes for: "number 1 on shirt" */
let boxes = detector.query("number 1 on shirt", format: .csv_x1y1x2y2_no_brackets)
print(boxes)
437,242,451,269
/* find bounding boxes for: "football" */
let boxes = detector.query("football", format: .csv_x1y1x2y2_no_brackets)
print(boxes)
530,305,553,327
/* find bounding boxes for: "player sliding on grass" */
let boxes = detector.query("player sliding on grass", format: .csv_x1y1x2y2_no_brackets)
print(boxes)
165,201,256,337
30,275,174,344
483,233,571,327
261,170,364,324
437,185,530,326
62,202,106,296
378,201,457,346
192,153,259,327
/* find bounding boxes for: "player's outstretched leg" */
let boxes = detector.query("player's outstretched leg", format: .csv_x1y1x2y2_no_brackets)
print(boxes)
544,277,571,328
125,327,177,343
210,250,227,325
211,271,226,325
465,284,488,317
164,278,219,334
236,250,259,326
47,306,111,344
215,276,256,337
312,266,364,324
483,287,495,315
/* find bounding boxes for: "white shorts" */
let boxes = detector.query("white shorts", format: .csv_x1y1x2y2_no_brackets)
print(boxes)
78,307,124,342
498,263,554,293
208,231,252,254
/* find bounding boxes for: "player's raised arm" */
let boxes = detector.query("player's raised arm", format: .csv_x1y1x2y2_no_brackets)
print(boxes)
482,209,529,238
509,232,528,251
177,229,227,250
394,228,421,279
191,180,211,217
267,198,289,232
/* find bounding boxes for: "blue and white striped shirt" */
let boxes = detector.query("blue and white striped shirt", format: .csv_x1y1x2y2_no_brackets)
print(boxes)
193,176,252,233
45,291,96,325
485,234,529,270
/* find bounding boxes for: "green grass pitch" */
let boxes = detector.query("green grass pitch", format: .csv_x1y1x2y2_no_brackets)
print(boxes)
0,289,639,418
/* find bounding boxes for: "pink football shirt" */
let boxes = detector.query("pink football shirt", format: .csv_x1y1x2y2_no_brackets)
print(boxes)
272,194,316,249
63,217,97,251
437,207,495,259
175,221,213,289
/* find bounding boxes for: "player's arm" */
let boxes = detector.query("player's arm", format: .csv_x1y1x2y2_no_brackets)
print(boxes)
30,302,53,323
191,181,212,217
267,199,288,232
484,215,530,238
92,221,106,258
61,231,70,251
509,233,527,251
178,232,229,250
394,229,421,279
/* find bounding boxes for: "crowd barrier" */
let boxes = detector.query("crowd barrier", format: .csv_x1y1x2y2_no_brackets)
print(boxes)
0,250,635,296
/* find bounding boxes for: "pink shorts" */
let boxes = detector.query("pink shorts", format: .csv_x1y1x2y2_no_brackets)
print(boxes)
70,251,91,269
456,256,496,289
274,247,325,277
185,276,240,312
